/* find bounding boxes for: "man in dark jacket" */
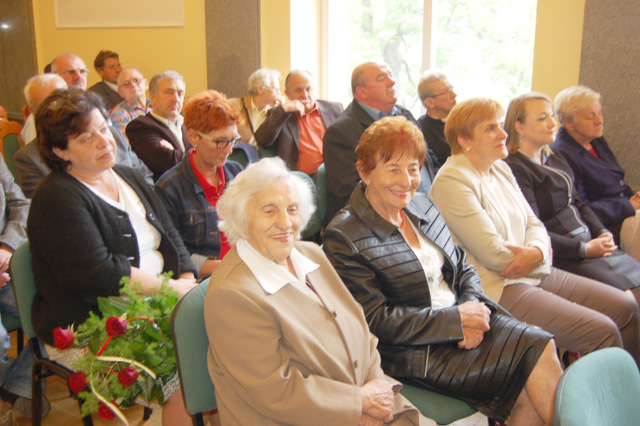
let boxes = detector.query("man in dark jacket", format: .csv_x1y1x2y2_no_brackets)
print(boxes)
322,62,437,226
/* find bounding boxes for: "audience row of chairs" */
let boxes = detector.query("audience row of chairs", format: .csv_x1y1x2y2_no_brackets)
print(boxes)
2,108,640,424
6,240,640,425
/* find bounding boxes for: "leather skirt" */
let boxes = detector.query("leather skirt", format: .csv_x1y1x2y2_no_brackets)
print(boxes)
398,313,552,422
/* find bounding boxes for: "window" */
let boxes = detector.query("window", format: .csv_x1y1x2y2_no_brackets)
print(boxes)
325,0,537,116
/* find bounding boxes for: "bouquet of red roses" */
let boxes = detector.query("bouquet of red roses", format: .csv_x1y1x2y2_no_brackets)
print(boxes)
52,276,179,423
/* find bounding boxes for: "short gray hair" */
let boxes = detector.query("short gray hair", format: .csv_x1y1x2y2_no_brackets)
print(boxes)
148,70,184,95
554,85,601,125
417,69,449,102
23,74,67,110
218,157,315,245
117,67,145,87
247,68,280,96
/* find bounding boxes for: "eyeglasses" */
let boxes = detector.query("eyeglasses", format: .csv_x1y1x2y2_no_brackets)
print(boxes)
197,132,241,149
104,63,121,70
429,86,454,98
61,68,89,77
119,78,143,89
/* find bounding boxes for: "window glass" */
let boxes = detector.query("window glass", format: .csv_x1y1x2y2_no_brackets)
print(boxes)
325,0,537,116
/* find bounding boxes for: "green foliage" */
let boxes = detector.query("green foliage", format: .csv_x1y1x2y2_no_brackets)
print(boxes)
335,0,537,113
65,274,180,417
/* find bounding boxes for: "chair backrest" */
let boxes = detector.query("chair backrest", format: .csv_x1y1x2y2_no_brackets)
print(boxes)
228,142,259,168
315,163,327,222
552,347,640,426
290,170,321,239
0,119,25,181
9,242,37,339
171,279,216,416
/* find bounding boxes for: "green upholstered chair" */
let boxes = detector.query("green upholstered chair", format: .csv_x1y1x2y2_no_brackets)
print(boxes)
0,119,24,182
170,279,216,426
552,347,640,426
399,384,476,425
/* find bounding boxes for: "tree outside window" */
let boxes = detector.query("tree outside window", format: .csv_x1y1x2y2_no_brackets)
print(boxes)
326,0,537,116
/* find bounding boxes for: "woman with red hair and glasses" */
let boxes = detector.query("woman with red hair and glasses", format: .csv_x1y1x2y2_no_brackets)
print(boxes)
156,90,243,279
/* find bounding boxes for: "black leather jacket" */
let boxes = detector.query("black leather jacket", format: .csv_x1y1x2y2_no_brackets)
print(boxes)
323,184,500,377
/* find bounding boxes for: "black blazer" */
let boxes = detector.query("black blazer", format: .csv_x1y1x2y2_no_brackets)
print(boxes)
322,100,437,226
323,184,499,377
255,100,344,170
127,113,192,181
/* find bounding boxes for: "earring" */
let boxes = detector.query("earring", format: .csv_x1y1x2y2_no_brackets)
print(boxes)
465,147,471,152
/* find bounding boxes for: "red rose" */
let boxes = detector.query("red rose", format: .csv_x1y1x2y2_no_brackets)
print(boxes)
98,400,117,421
105,317,127,336
118,365,139,387
68,372,87,393
53,327,75,349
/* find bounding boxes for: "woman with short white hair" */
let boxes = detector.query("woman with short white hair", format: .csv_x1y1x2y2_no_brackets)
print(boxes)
204,157,431,426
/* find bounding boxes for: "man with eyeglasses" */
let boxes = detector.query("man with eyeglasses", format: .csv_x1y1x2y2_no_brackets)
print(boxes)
322,61,437,226
417,70,458,168
50,52,89,91
109,67,152,141
127,70,192,181
87,50,124,111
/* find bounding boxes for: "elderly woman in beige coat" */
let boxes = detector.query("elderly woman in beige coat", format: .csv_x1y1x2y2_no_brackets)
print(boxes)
429,97,640,364
204,158,433,426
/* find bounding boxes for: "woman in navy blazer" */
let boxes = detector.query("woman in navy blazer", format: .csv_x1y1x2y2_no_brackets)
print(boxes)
551,85,640,261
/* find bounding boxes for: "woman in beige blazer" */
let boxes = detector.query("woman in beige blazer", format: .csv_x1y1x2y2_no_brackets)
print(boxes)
204,158,432,426
429,97,640,365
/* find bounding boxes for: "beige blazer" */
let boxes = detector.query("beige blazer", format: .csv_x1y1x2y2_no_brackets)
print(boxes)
229,95,267,147
429,154,551,302
204,241,432,426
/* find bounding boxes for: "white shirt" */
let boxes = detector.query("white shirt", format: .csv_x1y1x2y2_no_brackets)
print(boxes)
79,170,164,274
246,97,269,147
404,218,456,310
21,114,36,144
150,111,186,152
236,239,321,303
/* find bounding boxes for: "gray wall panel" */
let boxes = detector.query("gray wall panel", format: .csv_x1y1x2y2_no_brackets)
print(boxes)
580,0,640,188
205,0,261,99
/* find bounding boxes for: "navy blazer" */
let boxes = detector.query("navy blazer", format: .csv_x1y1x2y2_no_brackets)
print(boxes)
127,113,192,181
551,127,635,227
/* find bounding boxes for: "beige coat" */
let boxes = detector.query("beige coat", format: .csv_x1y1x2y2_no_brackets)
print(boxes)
429,154,551,301
204,241,432,426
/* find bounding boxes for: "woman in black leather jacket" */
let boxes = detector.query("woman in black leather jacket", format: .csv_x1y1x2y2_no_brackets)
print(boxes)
323,116,562,425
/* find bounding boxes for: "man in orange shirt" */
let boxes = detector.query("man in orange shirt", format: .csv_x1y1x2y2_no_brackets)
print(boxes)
255,70,343,175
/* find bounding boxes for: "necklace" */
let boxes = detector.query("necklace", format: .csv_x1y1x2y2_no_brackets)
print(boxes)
107,172,120,203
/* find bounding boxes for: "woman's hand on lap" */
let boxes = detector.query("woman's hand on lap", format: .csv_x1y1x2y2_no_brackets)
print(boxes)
498,243,543,279
457,301,490,331
360,380,394,423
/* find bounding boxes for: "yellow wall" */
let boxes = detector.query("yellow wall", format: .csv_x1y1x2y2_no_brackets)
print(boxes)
532,0,586,98
32,0,585,100
32,0,208,96
259,0,291,89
